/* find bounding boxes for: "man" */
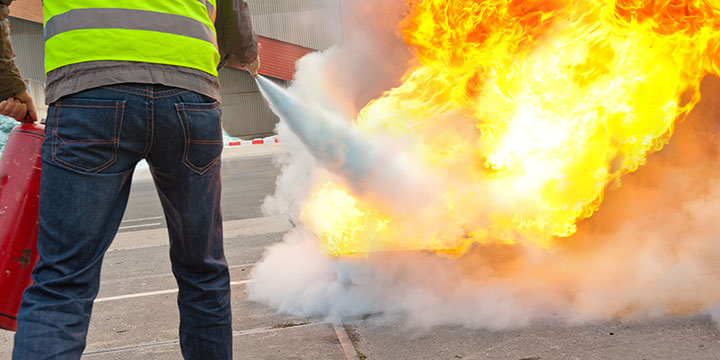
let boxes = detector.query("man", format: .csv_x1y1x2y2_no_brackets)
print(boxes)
0,0,36,122
5,1,260,359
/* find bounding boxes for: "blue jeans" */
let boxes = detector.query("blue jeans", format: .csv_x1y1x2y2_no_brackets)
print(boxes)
12,84,231,360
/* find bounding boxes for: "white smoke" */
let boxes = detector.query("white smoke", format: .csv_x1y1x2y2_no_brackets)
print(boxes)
250,0,720,329
256,0,423,223
0,115,17,158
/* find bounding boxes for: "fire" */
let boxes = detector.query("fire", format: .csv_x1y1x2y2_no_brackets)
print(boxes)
302,0,720,257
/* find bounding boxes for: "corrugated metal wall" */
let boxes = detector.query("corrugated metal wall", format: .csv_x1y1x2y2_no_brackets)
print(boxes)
218,68,287,139
8,18,45,83
8,18,48,121
248,0,343,50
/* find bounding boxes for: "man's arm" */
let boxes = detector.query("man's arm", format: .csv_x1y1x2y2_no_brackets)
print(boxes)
0,0,36,122
216,0,260,76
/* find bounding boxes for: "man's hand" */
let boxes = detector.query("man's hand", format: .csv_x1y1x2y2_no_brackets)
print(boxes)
0,90,37,123
246,54,260,78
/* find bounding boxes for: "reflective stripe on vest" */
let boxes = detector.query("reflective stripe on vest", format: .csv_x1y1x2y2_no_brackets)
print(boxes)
43,1,220,76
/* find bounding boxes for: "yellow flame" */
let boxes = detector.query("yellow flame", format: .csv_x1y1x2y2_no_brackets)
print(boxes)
303,0,720,257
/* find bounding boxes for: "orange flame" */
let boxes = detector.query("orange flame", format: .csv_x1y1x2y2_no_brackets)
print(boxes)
302,0,720,257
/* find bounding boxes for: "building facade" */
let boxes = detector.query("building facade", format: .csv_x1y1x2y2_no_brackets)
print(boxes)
7,0,342,139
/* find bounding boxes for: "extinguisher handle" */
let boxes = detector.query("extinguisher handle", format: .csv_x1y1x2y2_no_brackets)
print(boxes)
22,112,34,124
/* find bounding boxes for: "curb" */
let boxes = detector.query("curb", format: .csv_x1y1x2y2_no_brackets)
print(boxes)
227,138,280,147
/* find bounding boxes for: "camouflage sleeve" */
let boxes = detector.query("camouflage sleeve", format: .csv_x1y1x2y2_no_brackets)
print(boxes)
0,3,27,101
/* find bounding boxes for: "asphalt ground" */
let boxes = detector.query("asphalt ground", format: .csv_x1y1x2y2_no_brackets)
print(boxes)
1,144,720,359
118,144,284,233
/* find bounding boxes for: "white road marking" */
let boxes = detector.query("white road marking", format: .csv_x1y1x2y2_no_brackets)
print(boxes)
229,263,258,269
100,263,258,285
94,280,250,303
83,322,326,356
118,222,162,230
120,216,164,224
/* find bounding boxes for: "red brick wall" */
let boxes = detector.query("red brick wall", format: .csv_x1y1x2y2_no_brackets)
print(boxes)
7,0,43,23
236,37,315,81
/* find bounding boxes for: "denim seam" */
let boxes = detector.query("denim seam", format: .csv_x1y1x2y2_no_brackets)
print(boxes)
50,102,123,174
101,86,189,99
176,107,220,112
175,104,221,175
64,139,115,143
141,89,154,157
108,103,125,173
149,101,155,156
187,157,220,175
51,102,60,163
154,91,189,99
52,105,120,109
101,86,149,96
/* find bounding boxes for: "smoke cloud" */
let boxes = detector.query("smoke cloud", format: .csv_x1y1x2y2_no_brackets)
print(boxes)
0,115,16,158
250,0,720,329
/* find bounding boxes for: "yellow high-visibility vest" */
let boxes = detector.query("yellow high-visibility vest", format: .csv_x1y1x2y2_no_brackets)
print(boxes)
43,0,220,76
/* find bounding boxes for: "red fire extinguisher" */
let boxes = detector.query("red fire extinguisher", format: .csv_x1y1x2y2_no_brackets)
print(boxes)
0,122,44,331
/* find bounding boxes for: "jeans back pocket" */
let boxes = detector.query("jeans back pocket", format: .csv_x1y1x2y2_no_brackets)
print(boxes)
175,101,223,175
50,98,125,173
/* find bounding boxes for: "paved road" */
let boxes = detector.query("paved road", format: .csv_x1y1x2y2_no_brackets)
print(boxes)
118,146,283,233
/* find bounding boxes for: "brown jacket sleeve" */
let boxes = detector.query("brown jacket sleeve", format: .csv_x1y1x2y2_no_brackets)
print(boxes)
216,0,259,69
0,1,27,101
